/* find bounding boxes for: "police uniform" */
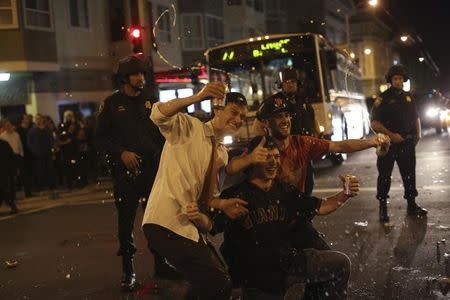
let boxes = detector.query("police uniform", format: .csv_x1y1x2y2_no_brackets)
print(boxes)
95,55,165,291
371,71,426,221
286,92,316,137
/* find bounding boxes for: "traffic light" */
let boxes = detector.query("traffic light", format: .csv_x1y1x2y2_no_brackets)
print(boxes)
129,26,143,54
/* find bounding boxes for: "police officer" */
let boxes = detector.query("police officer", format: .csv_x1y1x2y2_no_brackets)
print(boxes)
277,67,320,137
95,54,165,291
371,64,427,223
278,67,320,196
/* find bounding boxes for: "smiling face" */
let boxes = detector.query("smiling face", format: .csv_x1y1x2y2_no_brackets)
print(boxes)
267,111,291,139
252,147,281,180
213,102,247,134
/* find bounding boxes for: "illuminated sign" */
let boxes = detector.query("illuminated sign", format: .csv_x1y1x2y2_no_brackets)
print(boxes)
221,39,291,61
252,39,290,58
222,51,235,61
208,35,314,66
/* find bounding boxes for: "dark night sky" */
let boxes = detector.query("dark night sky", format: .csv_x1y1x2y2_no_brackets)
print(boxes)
386,0,450,92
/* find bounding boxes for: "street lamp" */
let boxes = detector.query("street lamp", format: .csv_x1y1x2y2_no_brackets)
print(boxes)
364,48,372,55
418,57,425,62
400,35,408,42
368,0,378,7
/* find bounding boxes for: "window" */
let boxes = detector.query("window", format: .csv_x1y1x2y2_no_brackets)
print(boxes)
254,0,263,12
69,0,88,29
24,0,52,30
206,15,223,48
0,0,18,28
181,14,203,50
157,5,171,43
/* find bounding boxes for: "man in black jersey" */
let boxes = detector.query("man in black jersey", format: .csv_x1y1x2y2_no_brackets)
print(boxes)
211,136,358,299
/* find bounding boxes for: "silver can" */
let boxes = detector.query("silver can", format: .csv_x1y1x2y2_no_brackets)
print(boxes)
344,175,356,196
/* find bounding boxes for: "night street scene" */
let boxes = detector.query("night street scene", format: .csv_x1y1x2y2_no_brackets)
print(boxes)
1,0,449,299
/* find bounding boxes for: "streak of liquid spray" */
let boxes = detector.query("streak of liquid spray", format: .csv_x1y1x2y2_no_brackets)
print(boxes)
153,3,182,69
153,4,244,85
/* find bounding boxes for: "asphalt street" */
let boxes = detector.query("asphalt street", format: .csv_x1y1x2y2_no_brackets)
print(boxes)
0,130,449,300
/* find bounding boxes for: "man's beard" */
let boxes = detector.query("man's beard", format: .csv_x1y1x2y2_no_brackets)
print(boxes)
271,127,289,140
131,82,144,92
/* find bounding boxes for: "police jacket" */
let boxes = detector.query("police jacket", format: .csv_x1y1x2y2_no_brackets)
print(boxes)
287,93,316,136
371,87,419,138
95,90,164,163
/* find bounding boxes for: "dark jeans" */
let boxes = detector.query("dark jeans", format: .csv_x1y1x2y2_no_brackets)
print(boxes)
0,173,15,208
19,157,33,196
63,155,78,189
143,224,232,300
376,141,418,201
302,249,351,300
33,154,55,191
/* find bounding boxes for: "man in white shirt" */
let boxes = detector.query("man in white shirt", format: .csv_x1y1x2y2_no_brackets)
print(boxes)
142,82,249,299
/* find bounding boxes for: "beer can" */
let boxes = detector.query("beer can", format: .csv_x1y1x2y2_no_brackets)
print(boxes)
344,175,356,195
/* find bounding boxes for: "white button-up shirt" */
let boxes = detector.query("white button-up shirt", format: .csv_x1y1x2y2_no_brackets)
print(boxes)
0,131,24,157
142,103,228,242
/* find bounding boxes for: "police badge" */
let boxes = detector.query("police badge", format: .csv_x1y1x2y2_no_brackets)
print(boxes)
374,97,383,107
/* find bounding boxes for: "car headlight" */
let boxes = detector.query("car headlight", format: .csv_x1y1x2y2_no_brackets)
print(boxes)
426,107,439,118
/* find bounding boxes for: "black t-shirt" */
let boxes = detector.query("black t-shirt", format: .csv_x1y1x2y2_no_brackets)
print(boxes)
212,180,321,292
371,87,419,137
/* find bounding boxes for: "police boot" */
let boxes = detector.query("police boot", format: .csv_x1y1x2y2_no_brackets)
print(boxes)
120,256,137,292
407,198,428,217
379,200,389,223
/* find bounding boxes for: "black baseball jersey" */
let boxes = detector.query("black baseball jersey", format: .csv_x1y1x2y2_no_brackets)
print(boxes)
211,180,321,292
371,87,419,137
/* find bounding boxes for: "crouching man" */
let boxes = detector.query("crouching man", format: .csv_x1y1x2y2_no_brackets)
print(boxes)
211,136,358,299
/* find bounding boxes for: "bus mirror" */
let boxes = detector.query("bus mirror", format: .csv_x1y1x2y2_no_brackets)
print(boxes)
326,50,337,70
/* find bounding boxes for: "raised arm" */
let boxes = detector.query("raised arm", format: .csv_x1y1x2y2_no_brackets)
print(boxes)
371,120,404,144
329,133,390,153
318,175,359,215
157,82,225,118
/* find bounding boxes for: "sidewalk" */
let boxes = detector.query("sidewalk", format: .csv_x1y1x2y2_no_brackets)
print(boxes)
0,179,114,221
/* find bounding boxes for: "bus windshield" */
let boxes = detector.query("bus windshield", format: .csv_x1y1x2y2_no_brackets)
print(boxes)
206,34,321,108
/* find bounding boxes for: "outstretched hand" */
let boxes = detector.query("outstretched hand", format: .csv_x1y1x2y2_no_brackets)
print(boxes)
338,175,359,197
196,82,226,102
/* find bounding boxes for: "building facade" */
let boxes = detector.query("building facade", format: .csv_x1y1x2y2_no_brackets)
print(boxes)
349,12,397,98
0,0,112,122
